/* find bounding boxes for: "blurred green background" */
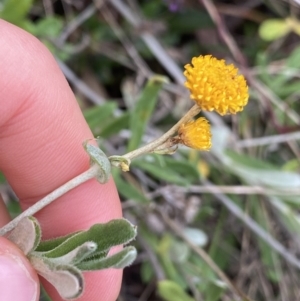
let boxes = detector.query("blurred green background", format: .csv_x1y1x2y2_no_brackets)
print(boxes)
2,0,300,300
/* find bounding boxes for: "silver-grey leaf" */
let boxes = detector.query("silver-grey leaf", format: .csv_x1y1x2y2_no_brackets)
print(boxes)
38,241,97,265
7,216,41,255
30,255,84,300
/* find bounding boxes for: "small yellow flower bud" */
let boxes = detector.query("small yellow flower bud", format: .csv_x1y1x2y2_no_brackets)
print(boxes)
184,55,249,115
178,118,211,151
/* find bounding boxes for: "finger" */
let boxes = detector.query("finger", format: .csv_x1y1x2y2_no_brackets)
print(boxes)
0,195,11,227
0,236,40,301
0,20,122,301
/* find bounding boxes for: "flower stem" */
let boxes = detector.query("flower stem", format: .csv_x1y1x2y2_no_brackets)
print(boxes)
0,105,200,236
0,164,100,236
122,104,200,160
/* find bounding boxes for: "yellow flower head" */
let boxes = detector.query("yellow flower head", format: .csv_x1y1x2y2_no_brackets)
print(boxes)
184,55,249,115
178,117,211,151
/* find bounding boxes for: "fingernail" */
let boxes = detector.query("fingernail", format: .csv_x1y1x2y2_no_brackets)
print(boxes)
0,254,38,301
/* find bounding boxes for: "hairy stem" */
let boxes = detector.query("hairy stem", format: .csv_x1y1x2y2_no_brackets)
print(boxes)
0,165,100,236
0,105,200,235
122,104,200,160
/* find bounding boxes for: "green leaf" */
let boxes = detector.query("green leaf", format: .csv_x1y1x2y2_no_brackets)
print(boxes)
76,246,137,271
0,172,6,183
266,196,300,248
222,150,300,189
259,19,291,41
84,102,117,132
225,150,277,170
275,81,300,98
32,16,64,38
163,156,199,183
44,242,98,266
112,169,150,203
35,232,80,253
158,280,195,301
169,240,190,263
99,112,130,138
141,261,154,283
286,46,300,68
167,9,213,33
156,235,187,287
37,219,137,258
203,282,225,301
212,130,300,189
282,158,300,172
132,157,191,186
250,199,281,282
127,76,168,151
0,0,33,26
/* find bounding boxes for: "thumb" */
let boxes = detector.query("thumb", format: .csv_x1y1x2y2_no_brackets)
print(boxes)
0,237,40,301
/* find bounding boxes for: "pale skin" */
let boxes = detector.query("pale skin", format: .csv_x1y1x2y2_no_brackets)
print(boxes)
0,19,122,301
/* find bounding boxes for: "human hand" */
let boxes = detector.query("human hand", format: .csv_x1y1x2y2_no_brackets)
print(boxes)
0,19,122,301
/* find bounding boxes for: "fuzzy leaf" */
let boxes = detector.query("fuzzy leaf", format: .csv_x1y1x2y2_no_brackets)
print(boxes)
44,242,98,265
76,246,137,271
7,216,41,255
30,255,84,300
35,232,81,253
39,219,137,259
84,143,111,183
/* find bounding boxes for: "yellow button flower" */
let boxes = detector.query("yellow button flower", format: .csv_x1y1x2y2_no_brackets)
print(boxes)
184,55,249,115
178,117,211,151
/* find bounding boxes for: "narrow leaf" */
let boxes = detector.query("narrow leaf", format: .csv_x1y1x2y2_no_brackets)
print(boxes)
128,76,168,151
132,159,191,186
112,169,150,203
84,102,117,131
163,156,199,182
36,232,81,252
40,219,137,258
158,280,195,301
76,246,137,271
223,150,300,189
99,112,130,138
44,242,98,265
